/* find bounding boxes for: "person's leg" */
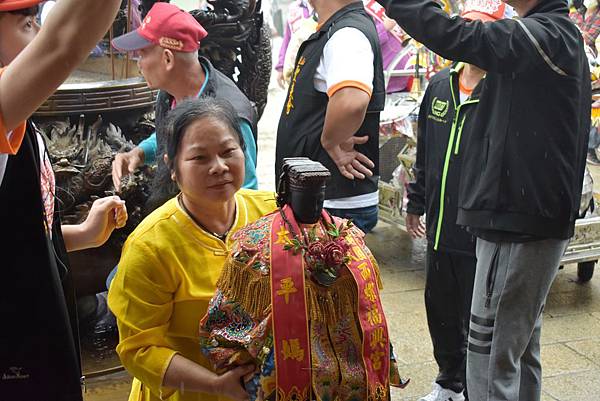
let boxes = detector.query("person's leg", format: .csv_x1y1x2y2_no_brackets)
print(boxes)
453,252,477,400
587,127,600,164
467,238,568,401
519,310,543,400
325,205,378,233
466,239,500,400
424,246,468,394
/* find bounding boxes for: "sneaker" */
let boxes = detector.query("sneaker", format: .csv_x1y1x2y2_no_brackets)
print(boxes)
418,382,465,401
587,149,600,165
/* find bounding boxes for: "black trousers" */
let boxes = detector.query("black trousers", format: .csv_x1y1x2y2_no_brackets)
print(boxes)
425,245,476,395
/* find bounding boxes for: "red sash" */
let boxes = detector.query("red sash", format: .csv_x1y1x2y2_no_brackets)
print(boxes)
271,207,390,400
345,233,390,399
271,205,311,401
322,213,391,400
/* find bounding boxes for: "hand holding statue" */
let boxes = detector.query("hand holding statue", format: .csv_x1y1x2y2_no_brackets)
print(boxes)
212,364,255,401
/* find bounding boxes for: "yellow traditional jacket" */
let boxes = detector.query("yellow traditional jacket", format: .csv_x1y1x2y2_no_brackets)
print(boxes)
108,190,277,401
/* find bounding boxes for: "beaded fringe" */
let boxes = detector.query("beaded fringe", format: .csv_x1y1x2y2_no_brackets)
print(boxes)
217,254,384,326
216,255,272,318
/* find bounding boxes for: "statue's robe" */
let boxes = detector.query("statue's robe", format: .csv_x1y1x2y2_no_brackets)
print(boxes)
200,207,403,401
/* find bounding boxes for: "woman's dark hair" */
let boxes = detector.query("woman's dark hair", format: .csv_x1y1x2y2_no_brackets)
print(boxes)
146,97,246,211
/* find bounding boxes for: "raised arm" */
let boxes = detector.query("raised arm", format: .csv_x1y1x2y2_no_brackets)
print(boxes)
384,0,581,75
0,0,122,131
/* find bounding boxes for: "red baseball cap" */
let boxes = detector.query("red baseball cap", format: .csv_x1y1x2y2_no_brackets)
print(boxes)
112,2,207,53
0,0,43,12
461,0,513,22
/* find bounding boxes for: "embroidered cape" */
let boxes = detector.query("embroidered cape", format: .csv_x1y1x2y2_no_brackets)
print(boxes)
199,209,403,401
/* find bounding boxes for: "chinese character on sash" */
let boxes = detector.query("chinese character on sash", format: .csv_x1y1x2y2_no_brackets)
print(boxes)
277,277,298,305
349,244,368,262
370,327,386,350
357,262,371,281
364,282,377,303
371,349,385,371
276,226,291,246
367,305,383,326
282,339,305,362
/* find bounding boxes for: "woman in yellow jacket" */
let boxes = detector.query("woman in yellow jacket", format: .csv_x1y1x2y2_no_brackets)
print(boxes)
108,98,277,401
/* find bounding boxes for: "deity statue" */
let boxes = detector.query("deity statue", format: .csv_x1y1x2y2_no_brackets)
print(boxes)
199,158,408,401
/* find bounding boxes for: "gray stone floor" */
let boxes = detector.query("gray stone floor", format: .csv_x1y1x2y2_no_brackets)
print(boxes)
368,222,600,401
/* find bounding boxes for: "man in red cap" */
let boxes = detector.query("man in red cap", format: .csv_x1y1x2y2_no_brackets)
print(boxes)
0,0,126,400
405,3,514,400
111,2,259,196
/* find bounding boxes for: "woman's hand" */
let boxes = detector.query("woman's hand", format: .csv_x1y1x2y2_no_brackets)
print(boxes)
82,196,128,247
63,196,127,252
213,365,255,401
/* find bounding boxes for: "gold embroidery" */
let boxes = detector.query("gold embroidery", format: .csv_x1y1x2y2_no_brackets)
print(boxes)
275,226,292,246
370,349,385,371
277,277,298,304
159,37,184,51
364,282,377,303
367,305,383,326
285,57,306,115
277,386,310,401
357,262,371,281
282,339,305,362
348,245,368,262
370,327,386,350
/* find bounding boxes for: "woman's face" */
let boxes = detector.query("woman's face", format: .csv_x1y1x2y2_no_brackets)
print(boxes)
0,11,40,65
172,117,245,205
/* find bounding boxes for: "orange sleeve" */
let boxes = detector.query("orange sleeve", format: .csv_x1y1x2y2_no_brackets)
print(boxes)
0,67,27,155
327,80,373,98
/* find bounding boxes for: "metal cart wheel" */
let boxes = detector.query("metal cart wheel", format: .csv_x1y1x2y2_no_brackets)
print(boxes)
577,261,596,283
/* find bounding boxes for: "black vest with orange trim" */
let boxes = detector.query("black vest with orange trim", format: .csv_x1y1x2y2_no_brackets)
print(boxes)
0,123,83,401
275,2,384,200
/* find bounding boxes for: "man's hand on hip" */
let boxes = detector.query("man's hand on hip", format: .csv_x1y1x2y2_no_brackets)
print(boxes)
325,135,375,180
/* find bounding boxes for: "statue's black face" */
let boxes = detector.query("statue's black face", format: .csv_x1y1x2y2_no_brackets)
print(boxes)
289,184,326,224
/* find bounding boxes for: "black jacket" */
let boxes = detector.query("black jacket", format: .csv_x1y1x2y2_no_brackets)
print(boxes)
275,2,385,199
407,65,478,255
0,124,83,401
386,0,591,239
